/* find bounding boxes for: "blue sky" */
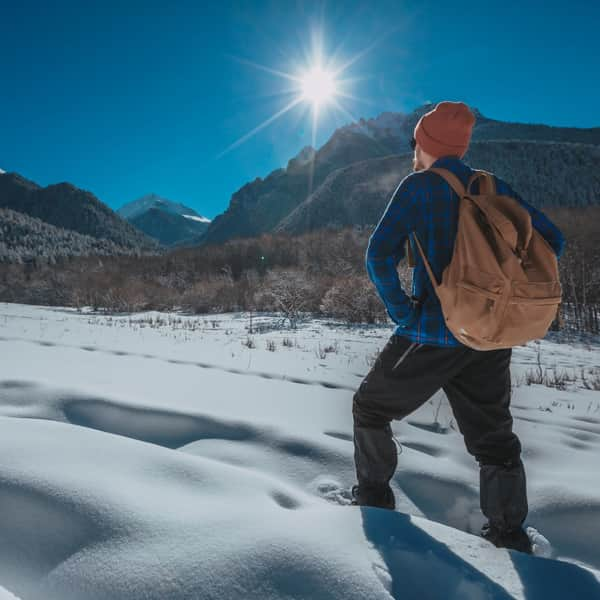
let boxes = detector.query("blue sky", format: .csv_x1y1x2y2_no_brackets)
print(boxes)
0,0,598,218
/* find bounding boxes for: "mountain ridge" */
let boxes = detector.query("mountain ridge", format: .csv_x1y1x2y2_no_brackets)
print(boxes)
0,171,158,254
275,140,600,235
201,104,600,244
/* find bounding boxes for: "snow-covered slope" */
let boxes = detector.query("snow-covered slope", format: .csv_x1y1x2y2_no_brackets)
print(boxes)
0,586,19,600
0,304,599,599
182,213,210,223
342,111,409,140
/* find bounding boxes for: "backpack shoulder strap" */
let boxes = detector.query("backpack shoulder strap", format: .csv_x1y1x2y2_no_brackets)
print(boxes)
467,171,523,252
411,232,439,290
467,170,496,195
427,168,466,198
409,167,467,289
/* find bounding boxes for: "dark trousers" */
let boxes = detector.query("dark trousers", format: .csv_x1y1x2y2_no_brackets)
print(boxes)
353,334,527,531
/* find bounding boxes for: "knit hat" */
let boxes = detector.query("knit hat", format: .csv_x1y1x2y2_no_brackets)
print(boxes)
414,101,475,158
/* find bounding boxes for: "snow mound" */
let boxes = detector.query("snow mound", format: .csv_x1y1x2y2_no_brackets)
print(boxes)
1,416,599,600
1,305,600,599
0,586,20,600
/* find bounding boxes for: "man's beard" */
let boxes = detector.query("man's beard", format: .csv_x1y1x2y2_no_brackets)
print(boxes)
412,155,425,172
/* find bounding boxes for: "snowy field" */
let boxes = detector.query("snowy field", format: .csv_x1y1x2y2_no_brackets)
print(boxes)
0,302,599,600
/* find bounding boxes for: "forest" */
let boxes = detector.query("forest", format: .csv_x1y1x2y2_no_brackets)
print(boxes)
1,206,598,335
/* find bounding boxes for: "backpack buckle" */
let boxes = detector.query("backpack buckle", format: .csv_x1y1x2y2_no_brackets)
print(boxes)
515,246,528,264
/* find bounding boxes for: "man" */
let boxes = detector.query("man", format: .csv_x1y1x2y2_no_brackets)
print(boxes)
351,101,565,553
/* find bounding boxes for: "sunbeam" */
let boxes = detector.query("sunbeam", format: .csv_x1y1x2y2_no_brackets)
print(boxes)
225,53,301,82
335,91,381,108
217,96,305,159
218,28,375,160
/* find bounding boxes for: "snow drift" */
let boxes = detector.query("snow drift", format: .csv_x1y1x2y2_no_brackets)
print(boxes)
0,304,599,599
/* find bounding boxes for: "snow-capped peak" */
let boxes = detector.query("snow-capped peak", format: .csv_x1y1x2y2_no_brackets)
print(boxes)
118,194,209,222
341,111,408,140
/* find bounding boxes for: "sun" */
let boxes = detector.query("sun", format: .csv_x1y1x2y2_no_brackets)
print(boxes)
218,28,375,161
300,66,337,107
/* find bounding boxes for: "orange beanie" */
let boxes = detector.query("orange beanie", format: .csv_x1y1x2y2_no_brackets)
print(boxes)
414,101,475,158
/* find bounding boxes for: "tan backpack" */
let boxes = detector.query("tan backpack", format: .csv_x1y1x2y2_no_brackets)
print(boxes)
411,167,562,350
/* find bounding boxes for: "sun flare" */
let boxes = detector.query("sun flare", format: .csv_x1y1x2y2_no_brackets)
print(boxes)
300,66,337,106
219,28,374,163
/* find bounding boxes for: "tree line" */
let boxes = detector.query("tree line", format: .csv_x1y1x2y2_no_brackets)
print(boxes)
0,207,598,334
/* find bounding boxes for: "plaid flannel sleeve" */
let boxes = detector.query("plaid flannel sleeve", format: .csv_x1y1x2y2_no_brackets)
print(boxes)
366,176,419,327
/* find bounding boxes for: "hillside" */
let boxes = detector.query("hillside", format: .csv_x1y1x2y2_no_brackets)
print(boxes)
276,140,600,234
0,172,157,251
0,207,153,262
202,105,600,244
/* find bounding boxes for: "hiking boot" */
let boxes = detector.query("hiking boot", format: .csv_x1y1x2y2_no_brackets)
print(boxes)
351,483,395,509
481,522,533,554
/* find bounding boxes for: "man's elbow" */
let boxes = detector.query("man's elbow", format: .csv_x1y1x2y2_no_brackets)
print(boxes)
365,254,377,283
365,242,378,266
366,237,389,262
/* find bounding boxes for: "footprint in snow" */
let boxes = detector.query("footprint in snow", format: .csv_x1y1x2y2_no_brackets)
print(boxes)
309,476,353,506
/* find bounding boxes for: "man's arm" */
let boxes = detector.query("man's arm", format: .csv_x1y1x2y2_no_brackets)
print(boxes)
366,175,419,326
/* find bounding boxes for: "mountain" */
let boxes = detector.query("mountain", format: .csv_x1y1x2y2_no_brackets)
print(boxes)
0,207,150,262
203,128,396,244
117,193,209,222
202,105,600,244
276,140,600,235
275,154,413,235
0,172,157,252
338,106,600,147
129,207,210,247
118,194,211,247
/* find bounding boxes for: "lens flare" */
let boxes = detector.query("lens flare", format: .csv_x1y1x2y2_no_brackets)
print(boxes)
300,66,337,106
218,27,384,163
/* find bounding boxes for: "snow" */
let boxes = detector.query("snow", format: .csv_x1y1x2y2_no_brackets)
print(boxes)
182,214,211,223
0,302,599,599
0,586,19,600
0,168,5,175
117,194,209,222
343,112,408,141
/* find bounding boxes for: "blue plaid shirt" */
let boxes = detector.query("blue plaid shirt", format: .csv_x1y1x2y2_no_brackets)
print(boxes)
366,155,566,347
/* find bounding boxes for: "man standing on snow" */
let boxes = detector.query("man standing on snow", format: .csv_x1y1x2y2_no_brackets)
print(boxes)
351,101,565,553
